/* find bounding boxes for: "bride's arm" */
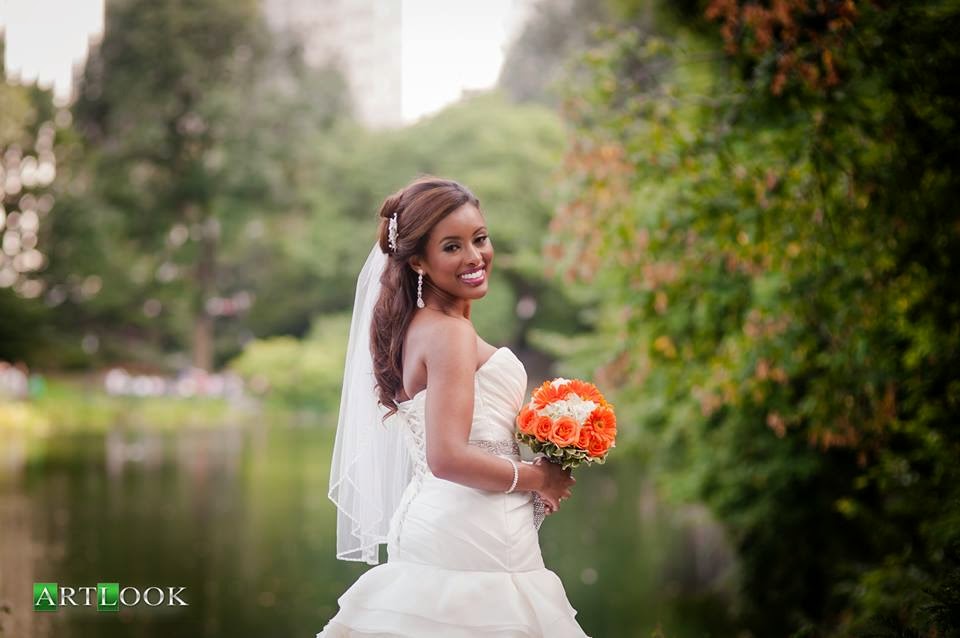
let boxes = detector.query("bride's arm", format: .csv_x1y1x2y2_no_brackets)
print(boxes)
422,319,545,494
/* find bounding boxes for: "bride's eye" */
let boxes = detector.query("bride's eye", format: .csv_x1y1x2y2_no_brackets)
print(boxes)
476,235,489,245
443,244,459,252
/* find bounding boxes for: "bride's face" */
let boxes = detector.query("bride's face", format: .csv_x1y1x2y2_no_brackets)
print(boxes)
413,203,494,302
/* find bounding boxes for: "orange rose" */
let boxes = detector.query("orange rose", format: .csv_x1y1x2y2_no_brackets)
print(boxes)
576,424,594,449
516,405,537,435
586,406,617,444
534,415,555,442
587,432,612,458
548,416,581,447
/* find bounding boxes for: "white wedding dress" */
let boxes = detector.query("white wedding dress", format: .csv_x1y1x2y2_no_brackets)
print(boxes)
317,346,590,637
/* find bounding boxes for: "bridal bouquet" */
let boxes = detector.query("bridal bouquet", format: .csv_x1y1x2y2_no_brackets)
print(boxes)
515,378,617,470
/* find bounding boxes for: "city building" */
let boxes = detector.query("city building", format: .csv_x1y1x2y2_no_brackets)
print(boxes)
262,0,403,128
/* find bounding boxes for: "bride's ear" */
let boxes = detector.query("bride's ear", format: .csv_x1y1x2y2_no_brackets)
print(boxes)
407,256,424,275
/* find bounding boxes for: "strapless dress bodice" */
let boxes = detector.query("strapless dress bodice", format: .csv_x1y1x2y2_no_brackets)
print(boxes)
394,346,528,465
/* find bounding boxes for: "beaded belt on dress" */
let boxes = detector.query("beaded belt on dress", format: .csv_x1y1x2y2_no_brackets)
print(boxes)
467,438,520,456
467,438,545,531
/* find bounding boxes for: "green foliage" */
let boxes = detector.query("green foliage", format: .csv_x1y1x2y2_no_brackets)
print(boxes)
49,0,350,370
516,432,603,469
547,0,960,634
0,37,64,363
228,314,350,411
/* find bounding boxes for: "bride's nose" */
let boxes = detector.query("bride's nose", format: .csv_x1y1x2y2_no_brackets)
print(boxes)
464,243,482,266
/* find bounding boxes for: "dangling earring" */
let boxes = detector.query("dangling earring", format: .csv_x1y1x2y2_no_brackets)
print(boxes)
416,271,425,308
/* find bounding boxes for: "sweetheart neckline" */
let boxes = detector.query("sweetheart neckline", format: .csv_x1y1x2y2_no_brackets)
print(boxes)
396,346,511,408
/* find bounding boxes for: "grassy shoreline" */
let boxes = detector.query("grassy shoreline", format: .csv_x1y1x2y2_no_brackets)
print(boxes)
0,375,329,434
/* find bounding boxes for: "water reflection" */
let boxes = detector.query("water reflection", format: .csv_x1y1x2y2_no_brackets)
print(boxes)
0,420,739,637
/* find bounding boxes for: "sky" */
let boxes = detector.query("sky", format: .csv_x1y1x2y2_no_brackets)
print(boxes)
0,0,530,122
401,0,530,122
0,0,105,105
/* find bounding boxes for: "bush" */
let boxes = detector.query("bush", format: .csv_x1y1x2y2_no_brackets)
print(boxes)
229,314,349,412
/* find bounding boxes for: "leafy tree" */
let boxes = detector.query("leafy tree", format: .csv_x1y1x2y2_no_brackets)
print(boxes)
0,37,64,364
61,0,348,370
543,0,960,634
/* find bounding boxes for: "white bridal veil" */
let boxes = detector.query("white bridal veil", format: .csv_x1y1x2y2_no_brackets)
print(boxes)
327,242,413,565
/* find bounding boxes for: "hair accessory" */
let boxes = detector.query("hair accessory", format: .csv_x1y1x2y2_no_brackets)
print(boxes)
416,271,425,308
387,212,399,252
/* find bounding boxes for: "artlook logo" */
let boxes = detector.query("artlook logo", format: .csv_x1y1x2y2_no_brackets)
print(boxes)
33,583,188,611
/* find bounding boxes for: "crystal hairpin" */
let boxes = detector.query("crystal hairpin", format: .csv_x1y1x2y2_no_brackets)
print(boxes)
388,212,399,252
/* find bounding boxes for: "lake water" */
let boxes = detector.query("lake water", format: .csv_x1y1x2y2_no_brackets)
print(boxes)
0,419,740,637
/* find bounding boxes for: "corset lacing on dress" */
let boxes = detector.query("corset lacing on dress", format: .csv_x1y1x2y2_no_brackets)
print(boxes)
391,371,545,541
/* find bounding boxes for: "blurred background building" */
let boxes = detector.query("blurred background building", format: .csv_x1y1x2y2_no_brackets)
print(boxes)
262,0,403,128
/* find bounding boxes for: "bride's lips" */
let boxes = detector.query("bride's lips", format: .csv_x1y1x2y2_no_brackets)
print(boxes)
458,266,486,287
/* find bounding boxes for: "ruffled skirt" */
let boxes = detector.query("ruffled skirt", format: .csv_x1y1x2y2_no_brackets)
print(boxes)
317,473,590,637
316,560,588,637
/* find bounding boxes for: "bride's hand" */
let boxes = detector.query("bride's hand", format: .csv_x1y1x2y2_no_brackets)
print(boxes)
532,457,575,515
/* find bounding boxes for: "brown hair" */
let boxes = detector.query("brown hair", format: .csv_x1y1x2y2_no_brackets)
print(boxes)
371,175,481,418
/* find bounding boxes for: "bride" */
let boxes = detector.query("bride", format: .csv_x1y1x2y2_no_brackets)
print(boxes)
317,176,590,637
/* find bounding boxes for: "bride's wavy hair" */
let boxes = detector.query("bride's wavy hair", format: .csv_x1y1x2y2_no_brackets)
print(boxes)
371,175,480,418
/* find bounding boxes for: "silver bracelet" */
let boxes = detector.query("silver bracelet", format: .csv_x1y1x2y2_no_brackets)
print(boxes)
501,456,519,494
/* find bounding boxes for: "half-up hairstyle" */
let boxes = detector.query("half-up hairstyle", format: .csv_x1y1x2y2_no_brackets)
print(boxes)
371,175,480,418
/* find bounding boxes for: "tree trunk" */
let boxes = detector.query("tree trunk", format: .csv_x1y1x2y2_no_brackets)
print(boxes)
192,312,214,371
192,222,217,371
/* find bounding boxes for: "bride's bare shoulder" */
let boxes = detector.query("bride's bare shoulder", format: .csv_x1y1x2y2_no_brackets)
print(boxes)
406,313,477,373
